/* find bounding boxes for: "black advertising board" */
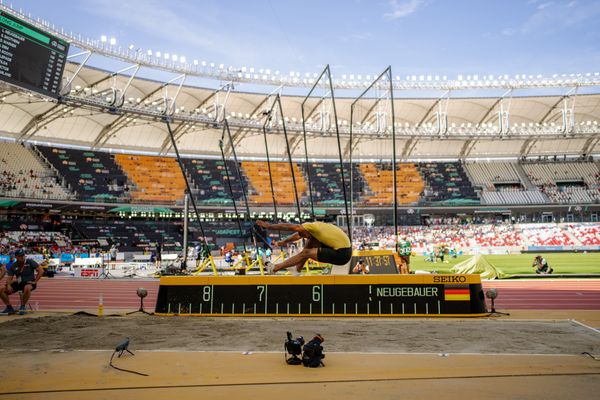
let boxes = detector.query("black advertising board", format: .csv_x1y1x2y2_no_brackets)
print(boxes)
0,10,69,98
156,275,487,316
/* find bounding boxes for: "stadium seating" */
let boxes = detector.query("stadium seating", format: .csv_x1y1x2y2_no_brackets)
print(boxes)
358,162,423,205
241,161,306,205
183,158,248,205
418,162,478,203
3,145,600,209
519,223,575,246
73,219,182,250
480,190,547,205
114,154,186,203
0,143,72,200
464,162,522,188
522,161,600,204
306,162,347,206
565,223,600,245
36,145,127,202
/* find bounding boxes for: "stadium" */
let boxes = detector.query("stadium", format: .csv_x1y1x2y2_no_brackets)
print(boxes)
0,1,599,399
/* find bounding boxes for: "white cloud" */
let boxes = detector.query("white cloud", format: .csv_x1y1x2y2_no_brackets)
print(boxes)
383,0,426,20
502,0,600,36
537,1,554,10
339,32,374,43
80,0,303,67
502,28,517,36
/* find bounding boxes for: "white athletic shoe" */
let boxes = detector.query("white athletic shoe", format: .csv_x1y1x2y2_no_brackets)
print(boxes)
265,262,274,275
291,267,301,277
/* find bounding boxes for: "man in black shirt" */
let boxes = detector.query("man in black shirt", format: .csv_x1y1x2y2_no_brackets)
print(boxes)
0,249,44,315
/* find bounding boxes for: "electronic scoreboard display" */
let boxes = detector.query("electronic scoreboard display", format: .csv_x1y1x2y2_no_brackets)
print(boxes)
0,10,69,98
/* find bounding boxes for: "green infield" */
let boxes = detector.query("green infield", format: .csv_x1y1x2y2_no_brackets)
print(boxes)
408,252,600,276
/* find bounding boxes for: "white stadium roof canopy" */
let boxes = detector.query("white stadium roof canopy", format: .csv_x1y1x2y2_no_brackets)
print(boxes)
0,4,599,161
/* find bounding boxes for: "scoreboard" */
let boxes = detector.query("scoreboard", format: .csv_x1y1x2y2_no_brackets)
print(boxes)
0,10,69,98
350,249,398,274
155,275,487,317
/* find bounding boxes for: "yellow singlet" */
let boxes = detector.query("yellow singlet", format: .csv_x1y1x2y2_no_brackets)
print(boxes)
302,221,351,250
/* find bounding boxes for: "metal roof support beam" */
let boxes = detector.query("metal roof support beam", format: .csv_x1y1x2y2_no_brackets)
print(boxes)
401,137,418,160
345,136,362,159
561,88,578,135
418,90,450,127
581,136,600,156
155,74,187,117
520,138,538,157
17,105,67,141
459,138,479,159
288,133,304,156
162,83,266,156
227,96,276,152
212,81,234,122
498,89,513,137
60,50,92,96
91,76,183,149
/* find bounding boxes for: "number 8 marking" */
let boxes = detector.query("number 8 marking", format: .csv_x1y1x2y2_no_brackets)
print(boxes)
202,286,211,302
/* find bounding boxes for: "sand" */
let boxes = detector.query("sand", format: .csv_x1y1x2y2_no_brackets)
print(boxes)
1,314,599,355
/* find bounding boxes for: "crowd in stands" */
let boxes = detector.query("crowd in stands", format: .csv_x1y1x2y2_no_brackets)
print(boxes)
351,222,599,251
567,223,600,245
1,143,71,200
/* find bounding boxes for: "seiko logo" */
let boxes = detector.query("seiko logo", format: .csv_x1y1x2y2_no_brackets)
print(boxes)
433,275,467,283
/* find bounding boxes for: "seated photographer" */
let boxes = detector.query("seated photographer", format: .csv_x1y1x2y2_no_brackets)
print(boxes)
352,258,370,274
532,255,553,274
0,249,43,315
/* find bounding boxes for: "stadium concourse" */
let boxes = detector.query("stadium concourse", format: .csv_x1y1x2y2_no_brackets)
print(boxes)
0,2,599,399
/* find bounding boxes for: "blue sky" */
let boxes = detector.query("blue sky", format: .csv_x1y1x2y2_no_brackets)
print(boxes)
10,0,600,81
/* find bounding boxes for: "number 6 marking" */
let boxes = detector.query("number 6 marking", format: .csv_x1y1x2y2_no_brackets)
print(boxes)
312,285,321,302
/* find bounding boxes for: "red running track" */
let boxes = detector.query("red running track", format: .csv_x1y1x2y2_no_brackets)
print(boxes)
1,278,599,312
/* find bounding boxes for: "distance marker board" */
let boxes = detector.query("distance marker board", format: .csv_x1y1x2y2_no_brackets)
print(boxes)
155,275,487,317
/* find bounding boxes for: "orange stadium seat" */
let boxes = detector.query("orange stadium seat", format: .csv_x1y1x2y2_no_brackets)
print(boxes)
114,154,186,203
359,163,423,205
241,161,306,205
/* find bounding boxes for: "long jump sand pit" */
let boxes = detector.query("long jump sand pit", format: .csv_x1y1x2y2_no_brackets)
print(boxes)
1,314,599,399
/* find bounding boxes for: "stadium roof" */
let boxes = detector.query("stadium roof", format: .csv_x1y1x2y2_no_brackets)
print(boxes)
2,61,599,160
0,4,599,161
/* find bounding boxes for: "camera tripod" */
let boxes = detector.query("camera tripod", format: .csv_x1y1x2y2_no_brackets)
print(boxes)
98,265,115,279
126,295,153,315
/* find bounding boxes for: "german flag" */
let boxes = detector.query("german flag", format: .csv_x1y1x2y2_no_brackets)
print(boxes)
444,284,470,301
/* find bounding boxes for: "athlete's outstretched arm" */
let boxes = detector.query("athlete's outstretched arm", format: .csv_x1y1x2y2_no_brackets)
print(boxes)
256,220,307,233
